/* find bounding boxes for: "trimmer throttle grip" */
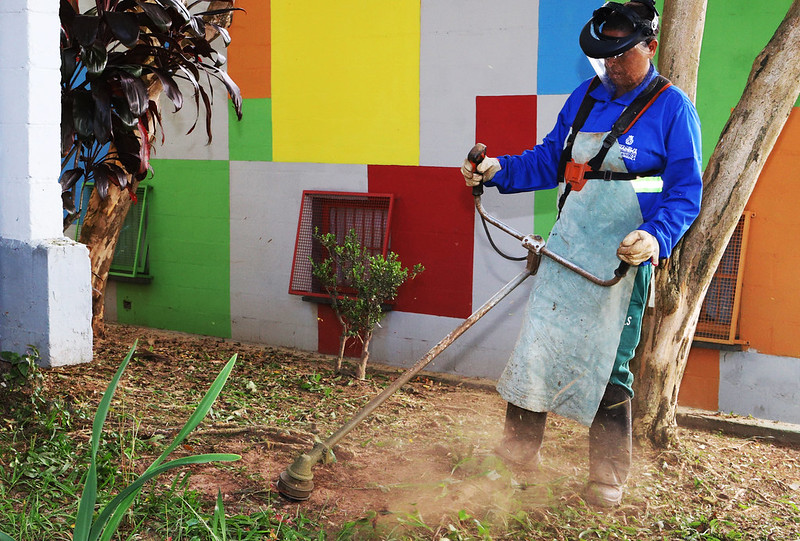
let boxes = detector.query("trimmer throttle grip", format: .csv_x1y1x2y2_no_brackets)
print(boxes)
468,143,487,196
614,261,631,278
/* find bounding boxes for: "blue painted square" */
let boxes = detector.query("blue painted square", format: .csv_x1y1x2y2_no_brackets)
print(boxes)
537,0,598,95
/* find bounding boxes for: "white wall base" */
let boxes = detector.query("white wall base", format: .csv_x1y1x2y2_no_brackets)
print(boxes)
719,349,800,425
0,237,93,367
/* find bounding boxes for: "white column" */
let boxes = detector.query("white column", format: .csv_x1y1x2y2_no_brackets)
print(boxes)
0,0,93,366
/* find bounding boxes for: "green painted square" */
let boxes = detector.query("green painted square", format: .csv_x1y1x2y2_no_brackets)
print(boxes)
229,98,272,162
697,0,794,166
115,159,231,338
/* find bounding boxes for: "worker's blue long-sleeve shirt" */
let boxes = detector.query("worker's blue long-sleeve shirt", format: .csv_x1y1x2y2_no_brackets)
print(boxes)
485,65,703,258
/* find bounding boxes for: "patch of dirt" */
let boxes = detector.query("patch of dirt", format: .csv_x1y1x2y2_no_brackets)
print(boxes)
47,324,800,538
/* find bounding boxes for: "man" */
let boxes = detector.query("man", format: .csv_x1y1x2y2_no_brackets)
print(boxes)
461,0,702,507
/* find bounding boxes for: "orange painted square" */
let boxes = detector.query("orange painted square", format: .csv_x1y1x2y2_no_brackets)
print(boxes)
227,0,271,99
678,347,720,411
770,322,800,358
740,108,800,356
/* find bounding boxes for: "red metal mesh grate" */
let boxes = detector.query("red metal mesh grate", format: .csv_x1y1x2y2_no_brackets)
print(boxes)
695,213,751,343
289,191,394,298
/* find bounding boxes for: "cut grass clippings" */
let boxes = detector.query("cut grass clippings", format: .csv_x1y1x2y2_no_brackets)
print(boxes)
1,323,799,540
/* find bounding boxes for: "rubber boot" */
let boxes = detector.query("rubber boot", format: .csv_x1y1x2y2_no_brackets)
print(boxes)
586,384,632,507
495,402,547,469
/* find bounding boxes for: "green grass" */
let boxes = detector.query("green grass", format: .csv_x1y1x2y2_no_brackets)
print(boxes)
0,343,367,540
0,345,242,541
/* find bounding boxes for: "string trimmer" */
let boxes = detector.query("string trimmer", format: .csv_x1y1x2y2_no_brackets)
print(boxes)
276,144,629,500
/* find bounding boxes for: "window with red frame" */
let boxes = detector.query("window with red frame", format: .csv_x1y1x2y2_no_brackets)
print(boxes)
289,191,394,301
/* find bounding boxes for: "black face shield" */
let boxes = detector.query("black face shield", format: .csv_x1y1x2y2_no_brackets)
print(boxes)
579,1,659,59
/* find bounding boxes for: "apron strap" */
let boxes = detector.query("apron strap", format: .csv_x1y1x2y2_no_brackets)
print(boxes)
557,77,602,184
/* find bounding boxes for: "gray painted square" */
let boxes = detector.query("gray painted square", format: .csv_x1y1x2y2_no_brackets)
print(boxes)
420,1,539,167
719,350,800,424
229,161,368,350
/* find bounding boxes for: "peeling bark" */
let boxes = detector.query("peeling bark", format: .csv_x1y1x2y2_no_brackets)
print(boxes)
207,0,235,27
657,0,707,102
632,0,800,447
79,184,135,338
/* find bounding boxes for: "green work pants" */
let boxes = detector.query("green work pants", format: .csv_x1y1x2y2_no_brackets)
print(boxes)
609,264,652,397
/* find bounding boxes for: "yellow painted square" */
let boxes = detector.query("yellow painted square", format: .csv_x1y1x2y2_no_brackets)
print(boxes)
272,1,420,165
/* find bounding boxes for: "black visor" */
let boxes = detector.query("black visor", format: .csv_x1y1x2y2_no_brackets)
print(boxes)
579,1,659,59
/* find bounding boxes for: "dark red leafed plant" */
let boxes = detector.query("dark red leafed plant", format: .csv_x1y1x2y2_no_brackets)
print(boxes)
59,0,243,228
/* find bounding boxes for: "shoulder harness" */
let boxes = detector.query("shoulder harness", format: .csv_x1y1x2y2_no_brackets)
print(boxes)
556,74,672,212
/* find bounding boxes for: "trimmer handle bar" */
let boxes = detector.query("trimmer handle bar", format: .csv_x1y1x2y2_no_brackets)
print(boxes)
467,144,630,286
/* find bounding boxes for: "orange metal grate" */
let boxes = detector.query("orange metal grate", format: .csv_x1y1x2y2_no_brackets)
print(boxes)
694,212,753,344
289,191,394,299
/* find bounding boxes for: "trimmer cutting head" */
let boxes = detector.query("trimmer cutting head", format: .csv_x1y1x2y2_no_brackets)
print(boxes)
277,469,314,501
277,451,318,501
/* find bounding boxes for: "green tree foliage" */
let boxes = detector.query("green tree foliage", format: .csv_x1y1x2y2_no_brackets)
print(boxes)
312,229,423,380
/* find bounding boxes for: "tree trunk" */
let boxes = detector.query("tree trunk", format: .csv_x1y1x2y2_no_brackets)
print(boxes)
73,5,237,339
336,333,347,373
657,0,707,103
356,331,373,381
206,1,235,29
632,0,800,447
78,183,135,338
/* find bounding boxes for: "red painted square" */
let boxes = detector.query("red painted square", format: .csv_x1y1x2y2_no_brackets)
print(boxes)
368,165,475,318
317,304,364,359
476,95,538,157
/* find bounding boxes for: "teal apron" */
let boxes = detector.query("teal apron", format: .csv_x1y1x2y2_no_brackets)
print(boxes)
496,132,644,426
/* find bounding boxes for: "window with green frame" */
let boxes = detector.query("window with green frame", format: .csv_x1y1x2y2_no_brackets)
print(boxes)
75,183,153,282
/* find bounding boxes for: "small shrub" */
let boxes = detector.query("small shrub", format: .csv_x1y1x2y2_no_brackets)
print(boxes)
311,228,423,379
0,347,75,432
0,347,42,394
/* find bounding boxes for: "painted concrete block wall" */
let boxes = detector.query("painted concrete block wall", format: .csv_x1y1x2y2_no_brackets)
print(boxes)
738,110,800,359
111,0,562,380
0,1,92,367
419,1,539,168
696,0,800,165
114,160,232,338
100,0,800,422
679,109,800,418
676,0,800,420
229,161,368,350
688,107,800,421
151,76,230,162
271,3,420,166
